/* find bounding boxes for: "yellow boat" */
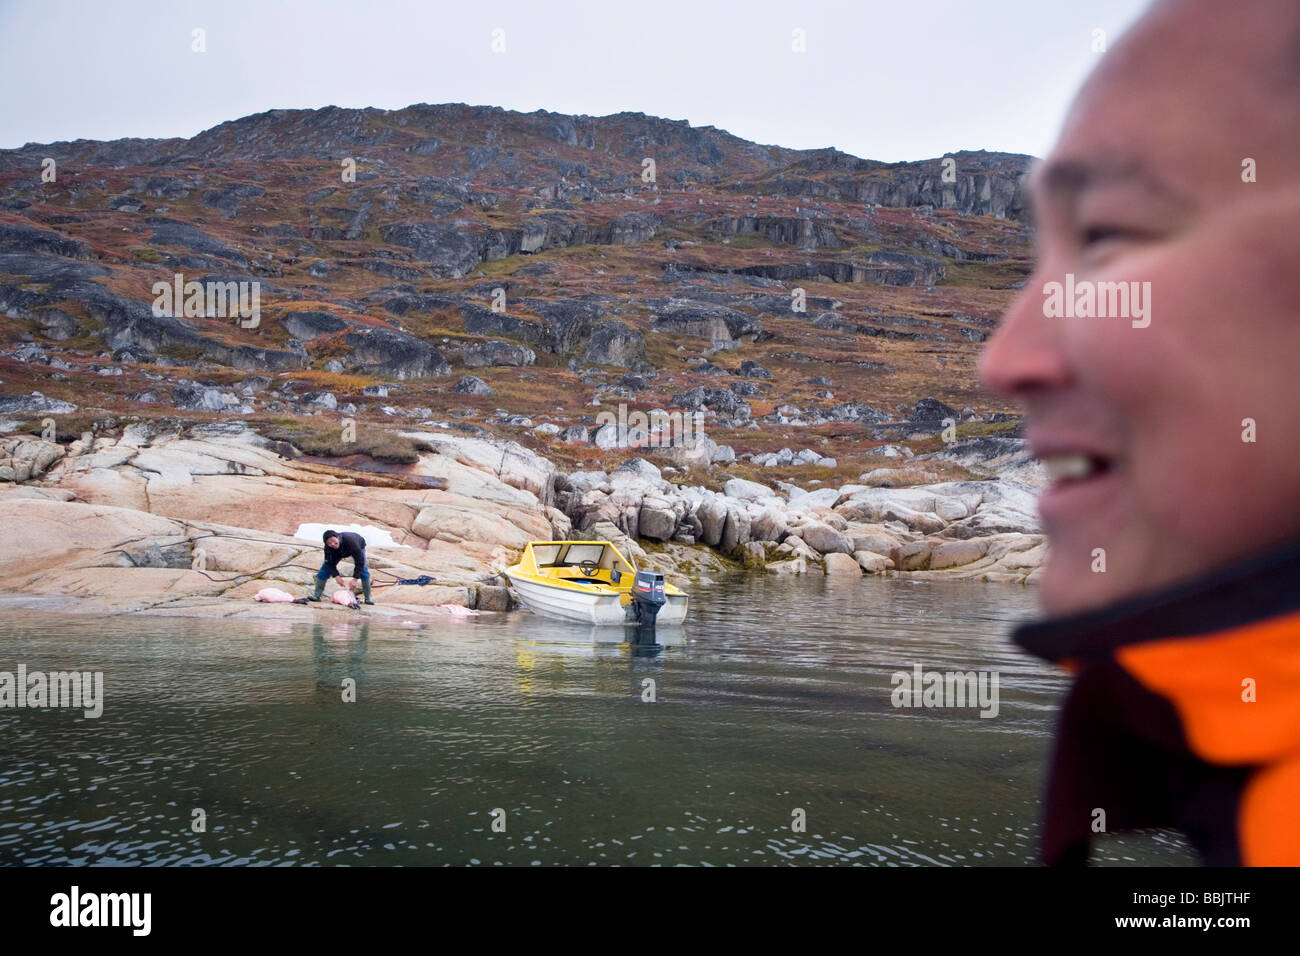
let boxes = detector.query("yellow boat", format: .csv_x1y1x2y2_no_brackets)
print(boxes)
504,540,689,627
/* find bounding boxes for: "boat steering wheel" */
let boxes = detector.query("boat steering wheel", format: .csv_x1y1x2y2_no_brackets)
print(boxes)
578,559,600,577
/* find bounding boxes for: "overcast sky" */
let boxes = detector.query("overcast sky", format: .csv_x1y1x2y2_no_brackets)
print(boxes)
0,0,1150,162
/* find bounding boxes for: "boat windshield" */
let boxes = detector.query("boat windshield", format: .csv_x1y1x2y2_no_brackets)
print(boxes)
562,543,606,565
531,544,564,566
528,542,634,574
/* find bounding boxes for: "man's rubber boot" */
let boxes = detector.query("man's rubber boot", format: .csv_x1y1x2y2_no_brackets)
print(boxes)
362,578,374,605
308,578,325,602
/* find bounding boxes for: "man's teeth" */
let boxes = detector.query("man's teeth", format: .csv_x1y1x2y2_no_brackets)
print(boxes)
1043,453,1100,482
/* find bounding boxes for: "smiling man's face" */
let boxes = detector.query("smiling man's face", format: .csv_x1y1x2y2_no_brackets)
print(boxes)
979,0,1300,616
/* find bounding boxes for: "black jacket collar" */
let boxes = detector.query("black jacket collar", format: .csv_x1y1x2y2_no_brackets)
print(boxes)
1015,537,1300,662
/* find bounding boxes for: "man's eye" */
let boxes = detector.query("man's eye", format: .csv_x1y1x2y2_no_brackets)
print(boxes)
1081,225,1131,246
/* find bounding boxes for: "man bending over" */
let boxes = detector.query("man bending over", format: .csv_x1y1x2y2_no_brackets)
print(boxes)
310,529,373,605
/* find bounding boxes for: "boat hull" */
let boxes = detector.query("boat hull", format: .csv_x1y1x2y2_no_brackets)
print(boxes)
505,572,689,627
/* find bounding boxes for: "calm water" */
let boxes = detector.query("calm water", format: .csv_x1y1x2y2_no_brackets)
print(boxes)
0,577,1193,866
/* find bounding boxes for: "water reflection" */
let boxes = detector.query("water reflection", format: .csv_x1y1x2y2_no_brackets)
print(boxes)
311,621,370,693
0,577,1197,866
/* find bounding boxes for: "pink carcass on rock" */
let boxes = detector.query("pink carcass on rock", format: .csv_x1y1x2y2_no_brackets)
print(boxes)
331,589,360,608
254,587,296,604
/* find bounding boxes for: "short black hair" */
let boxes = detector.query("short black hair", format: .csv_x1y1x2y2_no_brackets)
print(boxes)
323,529,339,543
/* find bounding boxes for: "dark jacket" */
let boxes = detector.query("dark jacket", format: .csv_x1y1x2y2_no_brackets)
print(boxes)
323,531,367,577
1014,538,1300,866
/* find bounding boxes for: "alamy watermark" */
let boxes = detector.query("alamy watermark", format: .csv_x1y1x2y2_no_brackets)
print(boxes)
0,665,104,718
891,663,999,718
152,273,260,328
594,403,705,449
50,886,150,936
1042,273,1151,328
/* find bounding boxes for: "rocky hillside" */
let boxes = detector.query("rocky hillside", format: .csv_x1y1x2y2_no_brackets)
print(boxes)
1,103,1036,549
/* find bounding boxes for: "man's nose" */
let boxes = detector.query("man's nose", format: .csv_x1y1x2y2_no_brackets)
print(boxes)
978,269,1073,398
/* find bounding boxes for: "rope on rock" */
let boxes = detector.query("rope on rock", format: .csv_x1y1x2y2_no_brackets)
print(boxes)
98,528,456,588
97,548,318,584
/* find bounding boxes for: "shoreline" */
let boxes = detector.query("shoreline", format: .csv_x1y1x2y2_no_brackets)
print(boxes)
0,566,1038,627
1,416,1046,622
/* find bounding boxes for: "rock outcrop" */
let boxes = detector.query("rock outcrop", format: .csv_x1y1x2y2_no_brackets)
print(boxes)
342,327,451,378
0,422,582,618
583,320,646,367
551,447,1044,584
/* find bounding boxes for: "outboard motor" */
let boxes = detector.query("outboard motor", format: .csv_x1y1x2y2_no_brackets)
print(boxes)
627,570,667,641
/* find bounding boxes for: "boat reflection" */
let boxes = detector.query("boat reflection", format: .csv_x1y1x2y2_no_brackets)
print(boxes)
513,621,689,659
